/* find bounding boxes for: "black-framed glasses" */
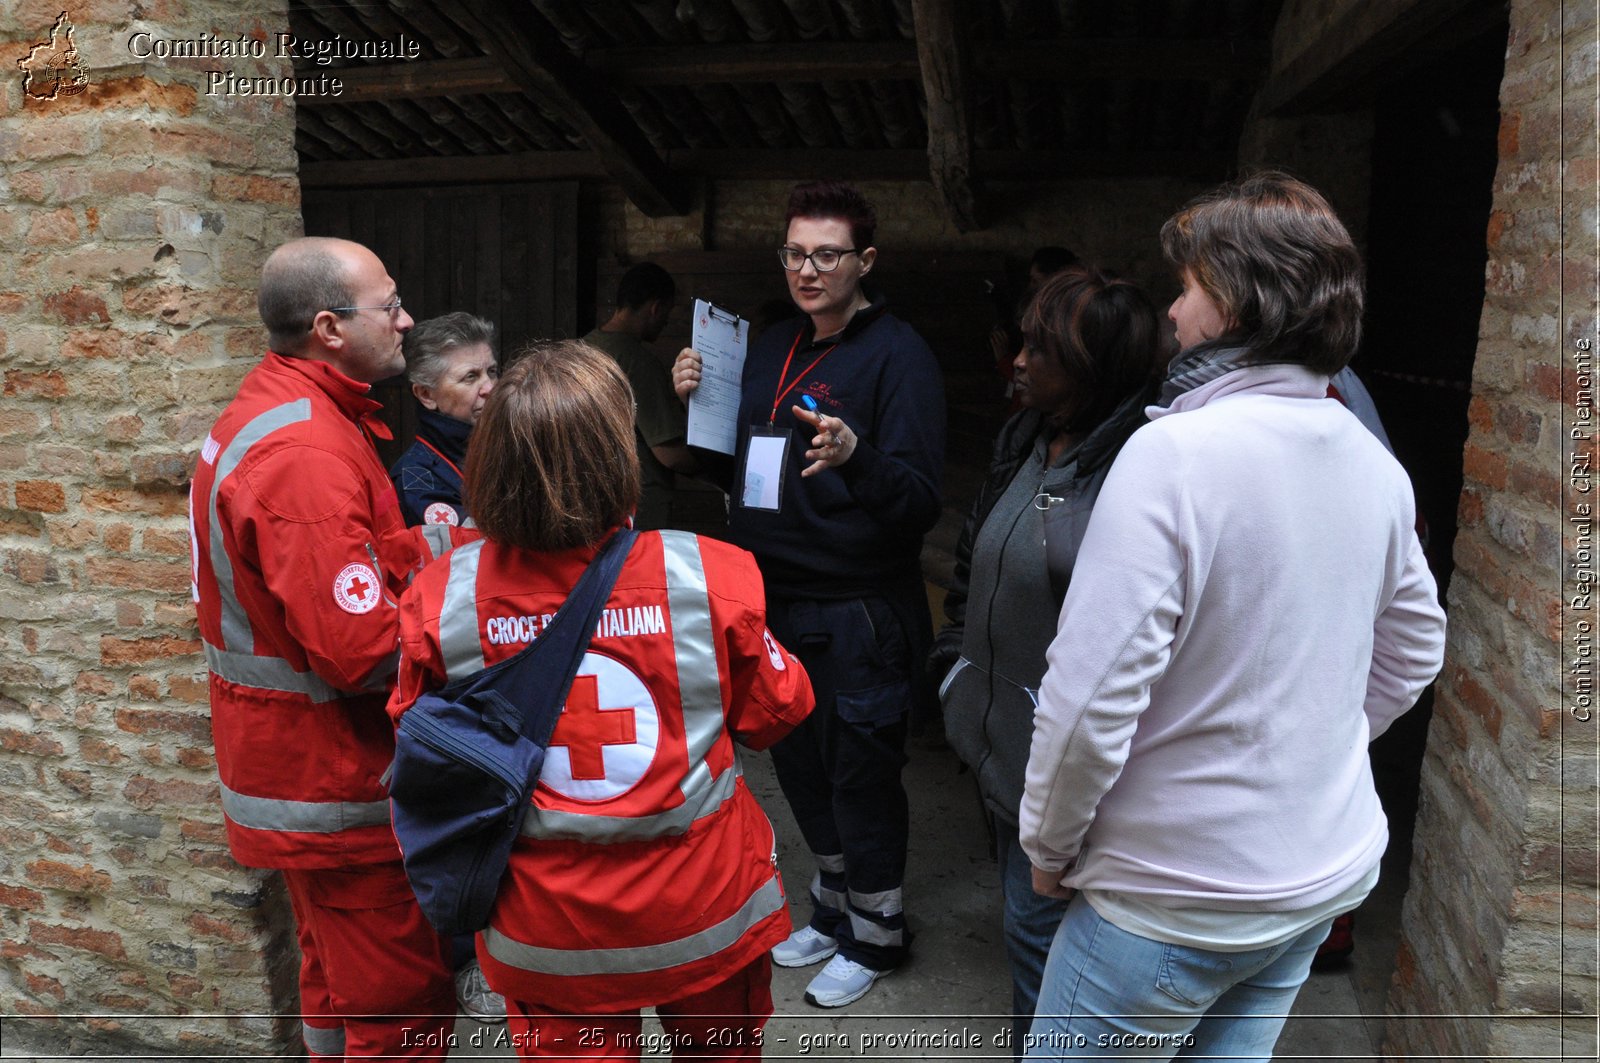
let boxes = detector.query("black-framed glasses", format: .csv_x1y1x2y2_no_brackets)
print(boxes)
779,247,859,273
327,295,404,315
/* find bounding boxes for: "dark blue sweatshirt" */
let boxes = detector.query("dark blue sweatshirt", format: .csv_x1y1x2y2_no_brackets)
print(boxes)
710,296,946,597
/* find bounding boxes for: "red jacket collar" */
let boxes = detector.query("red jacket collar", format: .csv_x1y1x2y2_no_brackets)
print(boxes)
263,351,393,439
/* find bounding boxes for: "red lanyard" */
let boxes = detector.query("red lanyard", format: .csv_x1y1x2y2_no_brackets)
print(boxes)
416,436,463,479
769,327,838,424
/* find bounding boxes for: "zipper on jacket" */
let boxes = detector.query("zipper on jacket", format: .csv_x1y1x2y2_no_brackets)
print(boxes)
365,541,397,607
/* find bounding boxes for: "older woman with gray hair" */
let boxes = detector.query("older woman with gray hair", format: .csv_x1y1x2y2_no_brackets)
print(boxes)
389,312,498,528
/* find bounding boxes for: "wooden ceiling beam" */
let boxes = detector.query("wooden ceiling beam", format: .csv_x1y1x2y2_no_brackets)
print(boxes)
587,40,923,83
912,0,982,232
298,149,1234,189
448,0,689,217
297,37,1268,107
1257,0,1498,115
298,57,510,105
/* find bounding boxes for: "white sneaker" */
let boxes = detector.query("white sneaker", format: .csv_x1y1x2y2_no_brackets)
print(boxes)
771,925,838,968
803,954,887,1008
455,960,506,1024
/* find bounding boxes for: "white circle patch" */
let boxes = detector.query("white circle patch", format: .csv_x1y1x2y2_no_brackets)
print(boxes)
542,652,659,802
332,562,382,615
763,629,787,672
423,502,460,526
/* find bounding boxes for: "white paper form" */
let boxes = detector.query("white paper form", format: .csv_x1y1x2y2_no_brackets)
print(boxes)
686,299,749,456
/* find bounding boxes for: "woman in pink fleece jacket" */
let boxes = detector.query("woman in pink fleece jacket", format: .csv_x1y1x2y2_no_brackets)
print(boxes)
1018,173,1447,1062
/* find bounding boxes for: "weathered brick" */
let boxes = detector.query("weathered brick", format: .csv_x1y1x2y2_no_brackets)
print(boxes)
1461,442,1510,490
87,557,189,594
115,708,212,742
25,207,80,245
129,452,193,488
41,287,109,326
60,327,129,361
55,770,94,800
210,174,299,207
179,818,228,845
0,884,46,911
0,728,64,757
100,635,202,666
14,481,66,513
3,369,68,398
25,972,65,1002
78,737,125,765
186,912,256,944
25,860,113,895
122,775,216,811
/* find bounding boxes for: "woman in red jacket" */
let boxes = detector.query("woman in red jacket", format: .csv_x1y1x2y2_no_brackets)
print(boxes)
389,340,814,1058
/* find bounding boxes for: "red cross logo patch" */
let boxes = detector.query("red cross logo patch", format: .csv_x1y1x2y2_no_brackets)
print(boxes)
332,562,382,615
543,652,658,801
423,502,459,526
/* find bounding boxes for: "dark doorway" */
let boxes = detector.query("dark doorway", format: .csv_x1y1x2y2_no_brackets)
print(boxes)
1358,6,1509,858
302,182,579,465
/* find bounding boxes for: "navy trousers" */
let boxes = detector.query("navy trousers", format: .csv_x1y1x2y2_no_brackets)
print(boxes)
766,592,913,972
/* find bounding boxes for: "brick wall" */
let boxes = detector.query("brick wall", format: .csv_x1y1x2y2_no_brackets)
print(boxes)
1383,0,1598,1058
0,1,302,1056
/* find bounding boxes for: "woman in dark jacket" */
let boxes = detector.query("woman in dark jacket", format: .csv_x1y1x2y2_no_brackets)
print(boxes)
932,267,1162,1051
389,312,498,528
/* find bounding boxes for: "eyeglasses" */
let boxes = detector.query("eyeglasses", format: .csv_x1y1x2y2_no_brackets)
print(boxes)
779,247,859,273
327,295,404,315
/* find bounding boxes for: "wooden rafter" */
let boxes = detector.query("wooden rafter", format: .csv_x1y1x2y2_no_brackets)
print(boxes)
446,0,689,217
295,38,1269,108
297,148,1236,189
911,0,981,232
1257,0,1492,115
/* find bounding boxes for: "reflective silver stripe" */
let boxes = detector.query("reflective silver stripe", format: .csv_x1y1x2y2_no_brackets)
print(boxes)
440,539,487,681
521,764,739,842
848,886,903,916
302,1024,344,1057
220,781,390,834
810,871,846,914
519,531,734,843
418,523,454,563
848,910,903,947
206,399,313,653
814,852,847,875
660,531,725,782
484,874,785,977
204,642,344,704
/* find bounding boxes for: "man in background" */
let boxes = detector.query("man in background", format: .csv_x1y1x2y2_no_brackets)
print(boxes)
584,262,698,530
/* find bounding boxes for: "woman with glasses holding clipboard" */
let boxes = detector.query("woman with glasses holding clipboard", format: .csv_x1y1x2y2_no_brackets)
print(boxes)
673,180,946,1009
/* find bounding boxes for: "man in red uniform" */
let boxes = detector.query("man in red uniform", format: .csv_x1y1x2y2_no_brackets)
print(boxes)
189,237,459,1057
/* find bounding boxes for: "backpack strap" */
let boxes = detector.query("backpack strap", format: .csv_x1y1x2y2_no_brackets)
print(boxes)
510,527,637,746
433,527,639,747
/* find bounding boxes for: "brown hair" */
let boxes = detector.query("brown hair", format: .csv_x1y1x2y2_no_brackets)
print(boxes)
1159,171,1364,373
1021,266,1162,433
464,340,640,551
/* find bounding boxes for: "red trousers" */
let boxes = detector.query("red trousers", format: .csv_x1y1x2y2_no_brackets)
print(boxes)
505,956,772,1061
284,862,455,1059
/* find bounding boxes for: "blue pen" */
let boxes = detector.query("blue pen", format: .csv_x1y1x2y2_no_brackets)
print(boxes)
800,394,818,414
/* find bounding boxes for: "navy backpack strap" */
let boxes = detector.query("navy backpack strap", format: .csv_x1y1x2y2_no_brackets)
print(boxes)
430,528,638,746
510,527,637,744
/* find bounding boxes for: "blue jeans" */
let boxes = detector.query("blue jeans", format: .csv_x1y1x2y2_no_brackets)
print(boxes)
1025,895,1332,1062
996,819,1068,1057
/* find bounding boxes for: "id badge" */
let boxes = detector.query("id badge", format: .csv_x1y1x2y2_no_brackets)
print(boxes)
740,425,790,512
